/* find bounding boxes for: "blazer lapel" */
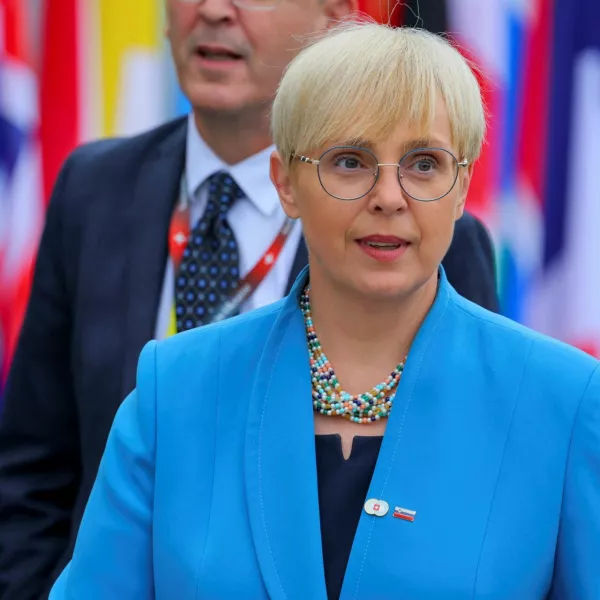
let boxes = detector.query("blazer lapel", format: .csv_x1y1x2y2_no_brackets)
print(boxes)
338,271,453,599
120,120,187,399
340,269,523,599
245,268,328,600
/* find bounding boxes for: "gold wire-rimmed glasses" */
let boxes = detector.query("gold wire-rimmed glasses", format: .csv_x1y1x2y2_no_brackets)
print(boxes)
176,0,281,11
292,146,469,202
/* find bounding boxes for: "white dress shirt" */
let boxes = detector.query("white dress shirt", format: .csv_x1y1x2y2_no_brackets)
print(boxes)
154,115,303,340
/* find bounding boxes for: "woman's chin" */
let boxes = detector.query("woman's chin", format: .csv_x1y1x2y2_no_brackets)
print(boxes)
349,271,420,302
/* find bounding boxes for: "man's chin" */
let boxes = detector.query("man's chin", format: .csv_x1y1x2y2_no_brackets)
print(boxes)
186,82,264,115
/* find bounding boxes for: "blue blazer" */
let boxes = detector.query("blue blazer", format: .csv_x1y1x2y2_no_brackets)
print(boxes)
0,117,499,600
50,268,600,599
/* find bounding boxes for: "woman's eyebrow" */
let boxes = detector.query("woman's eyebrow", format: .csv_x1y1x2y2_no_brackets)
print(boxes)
402,138,432,152
402,138,451,152
333,137,373,148
330,137,452,153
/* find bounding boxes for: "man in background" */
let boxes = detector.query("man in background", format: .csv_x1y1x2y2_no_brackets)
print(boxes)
0,1,498,598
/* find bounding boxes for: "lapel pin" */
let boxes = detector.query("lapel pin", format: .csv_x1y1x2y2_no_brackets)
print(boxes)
364,498,389,517
393,506,417,522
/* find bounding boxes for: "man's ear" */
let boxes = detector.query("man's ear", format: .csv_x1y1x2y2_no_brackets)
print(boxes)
270,151,301,219
323,0,359,22
454,162,474,221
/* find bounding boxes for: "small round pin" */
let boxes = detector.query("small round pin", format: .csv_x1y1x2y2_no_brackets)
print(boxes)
364,498,389,517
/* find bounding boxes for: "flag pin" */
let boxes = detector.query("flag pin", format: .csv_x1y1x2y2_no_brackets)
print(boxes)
393,506,417,522
364,498,389,517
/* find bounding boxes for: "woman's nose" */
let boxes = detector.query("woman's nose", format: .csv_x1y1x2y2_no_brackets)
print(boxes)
368,166,409,214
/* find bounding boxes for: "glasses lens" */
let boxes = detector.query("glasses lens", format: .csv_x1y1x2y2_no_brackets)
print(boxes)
318,147,378,200
399,148,459,202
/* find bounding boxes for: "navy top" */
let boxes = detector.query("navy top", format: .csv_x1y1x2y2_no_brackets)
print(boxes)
315,435,383,600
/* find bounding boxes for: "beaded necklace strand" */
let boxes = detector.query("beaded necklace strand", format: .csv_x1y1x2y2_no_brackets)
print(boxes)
301,285,406,424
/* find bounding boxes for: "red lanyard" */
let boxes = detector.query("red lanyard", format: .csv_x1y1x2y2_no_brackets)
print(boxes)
168,174,295,324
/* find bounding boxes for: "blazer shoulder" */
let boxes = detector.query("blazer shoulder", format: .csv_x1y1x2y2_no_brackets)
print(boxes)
449,290,599,391
453,211,495,253
455,210,483,230
149,300,286,377
47,117,187,238
63,117,187,183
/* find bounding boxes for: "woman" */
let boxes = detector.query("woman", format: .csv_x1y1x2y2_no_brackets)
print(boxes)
50,22,599,600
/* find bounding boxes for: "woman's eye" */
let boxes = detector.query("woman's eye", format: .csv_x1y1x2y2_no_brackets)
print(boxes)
336,156,362,169
409,156,437,172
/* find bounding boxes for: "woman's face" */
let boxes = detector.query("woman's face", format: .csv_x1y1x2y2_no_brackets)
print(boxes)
271,95,474,302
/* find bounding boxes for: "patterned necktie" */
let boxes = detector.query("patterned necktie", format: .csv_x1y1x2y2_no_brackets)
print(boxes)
175,172,243,332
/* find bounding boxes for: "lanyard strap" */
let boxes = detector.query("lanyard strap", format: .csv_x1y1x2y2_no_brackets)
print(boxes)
168,174,295,328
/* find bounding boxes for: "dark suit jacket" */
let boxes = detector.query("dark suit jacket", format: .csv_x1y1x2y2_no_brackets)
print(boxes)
0,118,498,600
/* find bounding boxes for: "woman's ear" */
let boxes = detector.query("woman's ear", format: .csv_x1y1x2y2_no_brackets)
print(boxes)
454,162,474,221
270,151,301,219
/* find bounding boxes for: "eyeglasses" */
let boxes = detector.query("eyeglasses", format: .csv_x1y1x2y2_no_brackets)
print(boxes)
292,146,468,202
177,0,281,11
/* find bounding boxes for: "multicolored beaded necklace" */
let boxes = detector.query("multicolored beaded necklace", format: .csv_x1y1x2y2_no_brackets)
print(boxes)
300,285,406,424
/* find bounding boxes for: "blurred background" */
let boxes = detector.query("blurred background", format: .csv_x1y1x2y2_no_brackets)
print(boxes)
1,0,599,395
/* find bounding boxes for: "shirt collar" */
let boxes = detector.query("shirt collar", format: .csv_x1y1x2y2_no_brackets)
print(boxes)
185,113,279,217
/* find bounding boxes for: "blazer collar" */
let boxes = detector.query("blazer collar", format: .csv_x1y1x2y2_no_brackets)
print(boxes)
121,118,187,399
185,113,279,217
245,266,326,600
244,266,453,600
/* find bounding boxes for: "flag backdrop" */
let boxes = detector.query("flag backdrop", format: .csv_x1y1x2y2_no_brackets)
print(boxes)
1,0,599,398
1,0,171,396
446,0,550,321
40,0,170,199
446,0,599,356
0,0,44,394
526,0,600,357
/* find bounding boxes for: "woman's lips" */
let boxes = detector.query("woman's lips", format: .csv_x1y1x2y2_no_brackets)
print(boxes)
356,236,410,262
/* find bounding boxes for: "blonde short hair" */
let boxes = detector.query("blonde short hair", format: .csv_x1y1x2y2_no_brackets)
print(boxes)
272,21,486,164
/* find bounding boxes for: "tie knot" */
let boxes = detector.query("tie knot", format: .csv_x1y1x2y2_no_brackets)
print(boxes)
205,171,243,218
